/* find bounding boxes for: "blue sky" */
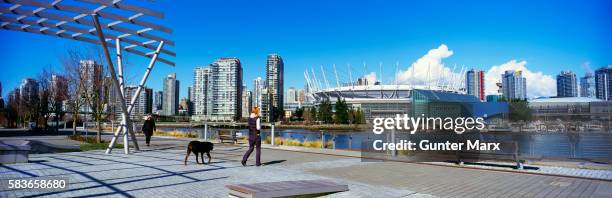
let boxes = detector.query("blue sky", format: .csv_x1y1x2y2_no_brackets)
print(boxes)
1,0,611,99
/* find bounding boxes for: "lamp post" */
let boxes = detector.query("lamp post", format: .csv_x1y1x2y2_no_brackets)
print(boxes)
269,91,275,146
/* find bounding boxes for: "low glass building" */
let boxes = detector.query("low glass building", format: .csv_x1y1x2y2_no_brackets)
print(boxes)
310,86,508,122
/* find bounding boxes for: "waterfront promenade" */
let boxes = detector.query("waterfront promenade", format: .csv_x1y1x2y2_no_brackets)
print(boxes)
1,134,611,197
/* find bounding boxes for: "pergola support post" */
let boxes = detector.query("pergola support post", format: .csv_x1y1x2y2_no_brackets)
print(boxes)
115,39,131,154
105,39,165,154
92,14,138,154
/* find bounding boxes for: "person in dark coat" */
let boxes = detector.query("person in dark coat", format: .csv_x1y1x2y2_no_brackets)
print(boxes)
242,107,262,166
142,115,156,146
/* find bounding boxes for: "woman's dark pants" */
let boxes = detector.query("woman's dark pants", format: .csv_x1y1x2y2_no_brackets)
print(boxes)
144,131,152,145
242,136,261,166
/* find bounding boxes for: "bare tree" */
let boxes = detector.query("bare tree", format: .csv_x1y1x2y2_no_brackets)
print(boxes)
6,89,21,128
37,68,51,130
19,79,40,129
62,49,87,135
82,61,107,143
48,73,68,133
61,47,110,141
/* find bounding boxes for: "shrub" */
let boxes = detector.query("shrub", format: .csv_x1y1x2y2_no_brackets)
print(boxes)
68,135,104,144
155,130,197,138
303,140,322,148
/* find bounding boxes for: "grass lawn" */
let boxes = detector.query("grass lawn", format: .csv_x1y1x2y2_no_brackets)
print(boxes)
68,135,125,151
80,142,124,151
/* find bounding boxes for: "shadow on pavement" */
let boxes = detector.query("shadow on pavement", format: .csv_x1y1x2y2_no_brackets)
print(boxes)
262,160,287,166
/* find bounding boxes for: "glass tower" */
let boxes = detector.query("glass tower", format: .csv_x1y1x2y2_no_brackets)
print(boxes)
556,71,577,97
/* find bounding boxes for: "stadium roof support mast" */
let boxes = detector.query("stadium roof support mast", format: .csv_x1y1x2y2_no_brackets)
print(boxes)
303,71,312,92
348,64,354,88
310,68,321,91
379,62,383,85
320,65,330,90
333,64,340,89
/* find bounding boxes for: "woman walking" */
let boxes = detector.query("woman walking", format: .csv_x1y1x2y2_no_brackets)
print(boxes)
242,107,262,166
142,115,156,146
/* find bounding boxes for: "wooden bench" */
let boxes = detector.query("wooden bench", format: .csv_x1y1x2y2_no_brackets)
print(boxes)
456,141,523,169
226,180,349,198
219,130,238,144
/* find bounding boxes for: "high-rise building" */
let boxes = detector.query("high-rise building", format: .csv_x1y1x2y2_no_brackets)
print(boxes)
186,86,194,116
466,69,485,101
252,77,264,108
187,86,193,102
19,78,38,103
179,98,191,116
153,91,163,115
262,54,283,122
163,73,180,116
210,58,242,121
193,66,213,120
580,72,596,98
79,60,103,113
241,85,252,119
104,76,118,116
122,86,152,120
297,89,305,104
79,60,102,89
286,87,297,104
50,75,68,111
595,66,612,100
501,70,527,100
556,71,577,97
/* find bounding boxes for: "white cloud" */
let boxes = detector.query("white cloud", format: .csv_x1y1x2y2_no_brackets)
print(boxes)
485,60,556,98
363,72,377,85
391,44,556,98
396,44,461,88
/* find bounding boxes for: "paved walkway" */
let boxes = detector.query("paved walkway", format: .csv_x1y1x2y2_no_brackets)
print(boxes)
1,134,612,197
0,145,417,197
0,141,611,197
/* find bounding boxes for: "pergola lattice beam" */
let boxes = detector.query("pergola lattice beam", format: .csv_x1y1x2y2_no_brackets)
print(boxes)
0,15,176,56
4,0,172,33
1,22,175,66
0,0,175,66
0,6,174,46
76,0,164,19
1,0,174,154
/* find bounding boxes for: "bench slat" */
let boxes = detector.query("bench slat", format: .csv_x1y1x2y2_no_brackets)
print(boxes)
226,179,348,198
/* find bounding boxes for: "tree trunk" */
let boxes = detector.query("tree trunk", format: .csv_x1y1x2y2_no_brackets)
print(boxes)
72,110,78,136
55,115,59,134
73,99,79,136
72,117,77,135
96,117,102,143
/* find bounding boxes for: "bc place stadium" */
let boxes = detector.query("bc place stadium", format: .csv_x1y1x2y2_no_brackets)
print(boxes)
302,64,509,123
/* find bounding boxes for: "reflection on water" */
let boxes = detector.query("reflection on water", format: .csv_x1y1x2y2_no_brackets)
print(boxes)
159,127,612,161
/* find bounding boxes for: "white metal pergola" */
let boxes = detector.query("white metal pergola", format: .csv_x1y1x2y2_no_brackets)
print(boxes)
0,0,174,154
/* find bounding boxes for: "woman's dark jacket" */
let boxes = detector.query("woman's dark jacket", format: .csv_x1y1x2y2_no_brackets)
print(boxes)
142,119,156,136
247,117,260,140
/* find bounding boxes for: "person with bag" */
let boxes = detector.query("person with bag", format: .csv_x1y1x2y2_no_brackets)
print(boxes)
241,107,262,166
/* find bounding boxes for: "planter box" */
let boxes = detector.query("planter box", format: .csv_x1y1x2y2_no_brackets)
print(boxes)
0,140,31,164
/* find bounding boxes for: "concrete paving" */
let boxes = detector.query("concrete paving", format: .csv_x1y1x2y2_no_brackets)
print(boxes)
0,145,418,197
0,134,611,197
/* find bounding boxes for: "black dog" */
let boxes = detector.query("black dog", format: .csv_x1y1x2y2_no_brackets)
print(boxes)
184,141,214,165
